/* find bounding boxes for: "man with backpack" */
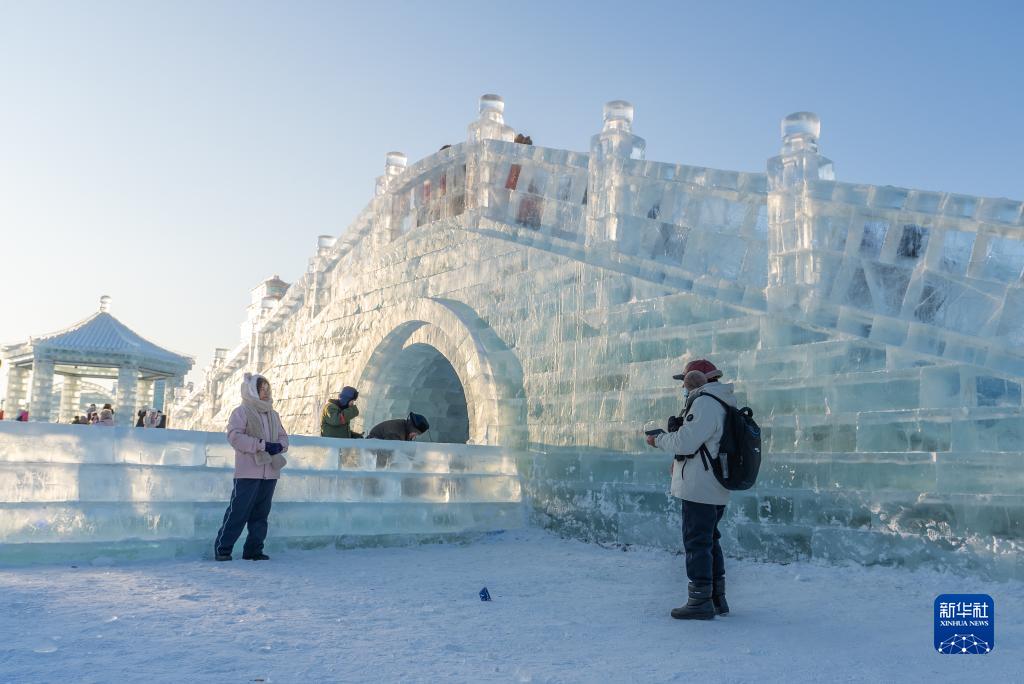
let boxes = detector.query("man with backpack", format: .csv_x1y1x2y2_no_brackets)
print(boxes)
646,359,741,620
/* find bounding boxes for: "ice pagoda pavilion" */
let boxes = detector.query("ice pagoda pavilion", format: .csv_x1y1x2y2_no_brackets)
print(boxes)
2,296,193,426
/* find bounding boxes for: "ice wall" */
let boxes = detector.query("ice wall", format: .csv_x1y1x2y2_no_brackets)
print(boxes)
517,337,1024,581
0,422,525,564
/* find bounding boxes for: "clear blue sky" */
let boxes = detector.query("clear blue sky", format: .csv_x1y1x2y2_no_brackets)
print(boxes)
1,1,1022,394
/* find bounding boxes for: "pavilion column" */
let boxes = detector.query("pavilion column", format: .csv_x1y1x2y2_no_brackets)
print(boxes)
59,375,83,422
4,365,30,418
115,365,138,428
28,358,56,423
163,375,185,412
136,379,155,417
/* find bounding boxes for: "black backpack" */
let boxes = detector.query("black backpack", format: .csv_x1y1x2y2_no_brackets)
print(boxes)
694,393,762,491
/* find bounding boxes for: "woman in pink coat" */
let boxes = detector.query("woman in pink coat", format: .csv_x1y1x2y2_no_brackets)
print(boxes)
214,373,289,561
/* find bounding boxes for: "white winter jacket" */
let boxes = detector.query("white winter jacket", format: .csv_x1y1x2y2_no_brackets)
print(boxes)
655,382,735,506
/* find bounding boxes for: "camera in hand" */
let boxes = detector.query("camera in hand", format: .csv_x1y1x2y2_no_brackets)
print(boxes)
642,420,666,437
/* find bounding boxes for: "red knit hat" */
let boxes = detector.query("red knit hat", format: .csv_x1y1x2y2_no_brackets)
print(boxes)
672,359,722,381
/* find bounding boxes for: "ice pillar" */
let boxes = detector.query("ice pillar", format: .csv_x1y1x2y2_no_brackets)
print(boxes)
4,365,30,418
250,301,274,372
374,152,408,247
28,358,55,423
767,112,834,192
586,100,646,245
307,235,337,317
375,151,408,197
59,375,82,422
162,375,185,413
115,365,138,427
136,378,155,416
466,94,515,145
466,95,515,212
204,349,229,419
765,112,837,317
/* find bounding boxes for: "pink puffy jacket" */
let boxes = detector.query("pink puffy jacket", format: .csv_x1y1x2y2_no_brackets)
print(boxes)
226,405,289,480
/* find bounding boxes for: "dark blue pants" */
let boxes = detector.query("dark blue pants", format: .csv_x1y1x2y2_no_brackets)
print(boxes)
215,478,277,557
682,500,726,585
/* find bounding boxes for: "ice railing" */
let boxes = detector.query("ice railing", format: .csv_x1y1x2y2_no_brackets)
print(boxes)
477,139,590,240
386,144,470,236
470,140,770,309
0,422,525,558
775,177,1024,377
248,136,772,350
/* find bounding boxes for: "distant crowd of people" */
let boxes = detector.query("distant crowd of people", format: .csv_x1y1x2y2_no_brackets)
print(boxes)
134,407,167,428
66,403,165,427
69,403,115,425
1,403,123,425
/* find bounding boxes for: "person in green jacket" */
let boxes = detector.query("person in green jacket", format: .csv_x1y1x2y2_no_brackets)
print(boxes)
320,386,360,438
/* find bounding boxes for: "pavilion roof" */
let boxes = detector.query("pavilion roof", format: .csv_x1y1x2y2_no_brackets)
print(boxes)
28,310,193,371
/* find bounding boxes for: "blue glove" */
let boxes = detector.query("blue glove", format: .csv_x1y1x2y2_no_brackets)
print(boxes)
265,441,283,456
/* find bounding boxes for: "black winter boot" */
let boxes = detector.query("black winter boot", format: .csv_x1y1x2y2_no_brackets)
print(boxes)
671,582,715,620
712,578,729,616
243,553,270,561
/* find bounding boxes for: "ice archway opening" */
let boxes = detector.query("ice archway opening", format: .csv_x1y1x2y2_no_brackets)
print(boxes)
353,298,526,447
366,342,470,444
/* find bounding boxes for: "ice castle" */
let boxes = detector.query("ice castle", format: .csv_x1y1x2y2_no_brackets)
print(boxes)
3,95,1021,577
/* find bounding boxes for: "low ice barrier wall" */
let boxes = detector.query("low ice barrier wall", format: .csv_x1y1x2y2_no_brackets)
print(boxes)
517,444,1024,582
0,422,525,564
4,422,1019,580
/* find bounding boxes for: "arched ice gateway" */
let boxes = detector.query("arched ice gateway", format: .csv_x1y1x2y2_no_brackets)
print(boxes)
167,95,1024,577
351,298,526,446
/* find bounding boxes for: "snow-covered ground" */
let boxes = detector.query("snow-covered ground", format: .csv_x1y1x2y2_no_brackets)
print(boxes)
1,529,1018,683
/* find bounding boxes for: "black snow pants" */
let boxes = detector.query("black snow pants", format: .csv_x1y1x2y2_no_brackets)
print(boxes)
681,499,726,585
215,478,277,557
